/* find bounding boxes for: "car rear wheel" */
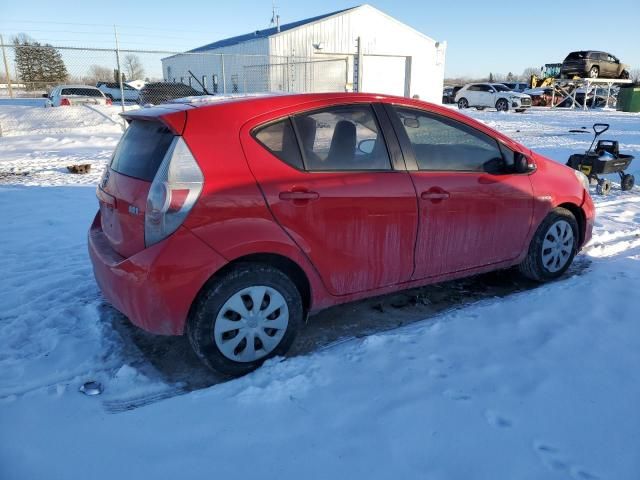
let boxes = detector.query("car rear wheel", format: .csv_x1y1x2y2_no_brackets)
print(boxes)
495,98,509,112
619,70,630,80
588,66,599,79
457,98,469,109
187,263,303,377
519,208,579,282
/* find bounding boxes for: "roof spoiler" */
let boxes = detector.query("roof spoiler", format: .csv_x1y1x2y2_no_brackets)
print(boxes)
120,104,192,135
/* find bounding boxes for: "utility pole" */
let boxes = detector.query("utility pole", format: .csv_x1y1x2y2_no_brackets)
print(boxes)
113,26,126,118
1,35,14,98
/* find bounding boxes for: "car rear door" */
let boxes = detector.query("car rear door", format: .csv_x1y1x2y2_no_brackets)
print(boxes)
386,105,534,278
241,102,418,296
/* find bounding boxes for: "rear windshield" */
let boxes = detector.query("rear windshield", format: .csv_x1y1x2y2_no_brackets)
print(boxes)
565,52,586,61
61,88,103,97
110,120,175,181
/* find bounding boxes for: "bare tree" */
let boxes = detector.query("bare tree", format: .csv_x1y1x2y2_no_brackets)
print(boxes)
629,68,640,83
84,65,112,84
521,66,542,81
123,54,144,80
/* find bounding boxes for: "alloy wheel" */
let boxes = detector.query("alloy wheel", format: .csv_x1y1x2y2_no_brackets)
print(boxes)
541,220,574,273
214,286,289,362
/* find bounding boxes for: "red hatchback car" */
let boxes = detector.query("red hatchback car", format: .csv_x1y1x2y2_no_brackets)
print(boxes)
89,93,594,376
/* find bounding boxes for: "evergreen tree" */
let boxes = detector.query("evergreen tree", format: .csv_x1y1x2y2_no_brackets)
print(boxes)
12,34,68,90
489,72,494,82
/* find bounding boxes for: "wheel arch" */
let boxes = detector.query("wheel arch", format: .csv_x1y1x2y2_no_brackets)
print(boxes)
190,252,313,322
557,202,586,247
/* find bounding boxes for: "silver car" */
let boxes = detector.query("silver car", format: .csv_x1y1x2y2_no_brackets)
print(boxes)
44,85,112,107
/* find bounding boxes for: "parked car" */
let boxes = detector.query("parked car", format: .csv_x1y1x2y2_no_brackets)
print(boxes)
560,51,629,79
501,82,529,93
96,81,140,102
137,82,203,105
442,86,456,104
44,85,112,107
89,92,594,376
455,83,532,112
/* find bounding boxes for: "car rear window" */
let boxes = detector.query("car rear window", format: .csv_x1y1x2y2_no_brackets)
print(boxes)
565,52,586,61
61,88,103,97
109,120,175,181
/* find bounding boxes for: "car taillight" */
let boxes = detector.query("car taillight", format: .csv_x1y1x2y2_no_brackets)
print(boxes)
145,137,203,247
60,98,71,106
105,97,112,105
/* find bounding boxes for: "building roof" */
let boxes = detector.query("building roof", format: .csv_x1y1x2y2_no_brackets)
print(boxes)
189,6,359,52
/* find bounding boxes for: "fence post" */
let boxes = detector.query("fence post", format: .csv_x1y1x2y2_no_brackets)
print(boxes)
113,26,126,121
221,55,226,95
1,35,14,99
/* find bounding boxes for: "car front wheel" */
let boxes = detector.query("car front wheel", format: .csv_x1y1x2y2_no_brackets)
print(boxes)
457,98,469,109
519,208,579,282
187,263,303,377
495,98,509,112
588,66,599,78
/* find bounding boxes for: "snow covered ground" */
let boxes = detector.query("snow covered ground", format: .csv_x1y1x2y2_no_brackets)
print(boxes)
1,103,639,480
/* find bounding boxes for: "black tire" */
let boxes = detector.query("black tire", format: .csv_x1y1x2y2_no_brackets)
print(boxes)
496,98,509,112
458,98,469,109
621,174,635,191
515,109,526,113
596,178,612,195
187,263,303,377
619,70,630,80
518,208,579,282
588,66,599,79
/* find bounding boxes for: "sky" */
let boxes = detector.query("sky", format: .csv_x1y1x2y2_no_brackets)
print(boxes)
1,0,639,78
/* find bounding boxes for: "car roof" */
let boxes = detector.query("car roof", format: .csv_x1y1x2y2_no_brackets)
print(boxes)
57,85,101,89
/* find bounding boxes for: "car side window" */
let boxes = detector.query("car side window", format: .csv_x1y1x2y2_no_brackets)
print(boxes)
292,105,391,171
254,118,304,170
393,107,505,172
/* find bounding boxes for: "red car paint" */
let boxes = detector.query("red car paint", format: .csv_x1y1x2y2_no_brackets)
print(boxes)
88,93,594,335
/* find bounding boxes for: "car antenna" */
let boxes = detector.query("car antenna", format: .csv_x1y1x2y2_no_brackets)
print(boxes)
188,70,211,95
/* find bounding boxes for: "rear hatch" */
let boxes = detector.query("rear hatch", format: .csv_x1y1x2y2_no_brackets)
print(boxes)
61,87,107,105
98,120,175,257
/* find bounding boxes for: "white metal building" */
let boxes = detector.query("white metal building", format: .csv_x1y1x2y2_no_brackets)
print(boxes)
161,5,447,102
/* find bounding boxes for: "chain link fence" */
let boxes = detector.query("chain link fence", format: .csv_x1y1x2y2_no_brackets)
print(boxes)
0,43,352,135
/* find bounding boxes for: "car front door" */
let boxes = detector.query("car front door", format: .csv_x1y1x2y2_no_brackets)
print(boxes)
478,84,495,107
387,105,534,279
242,103,418,296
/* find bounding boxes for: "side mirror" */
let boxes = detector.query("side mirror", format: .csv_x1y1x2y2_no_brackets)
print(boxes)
483,157,507,174
357,138,375,154
514,152,536,174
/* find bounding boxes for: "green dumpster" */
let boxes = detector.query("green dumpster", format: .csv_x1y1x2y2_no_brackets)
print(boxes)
617,85,640,112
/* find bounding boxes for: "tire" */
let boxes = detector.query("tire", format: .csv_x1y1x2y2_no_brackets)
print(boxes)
619,70,630,80
621,174,635,191
458,98,469,109
515,109,526,113
519,208,579,282
187,263,303,377
596,178,612,195
588,66,599,79
495,98,509,112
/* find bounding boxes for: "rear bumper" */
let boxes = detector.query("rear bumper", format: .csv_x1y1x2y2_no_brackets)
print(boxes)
88,212,227,335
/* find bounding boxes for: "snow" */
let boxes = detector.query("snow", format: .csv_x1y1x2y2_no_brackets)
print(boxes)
1,103,640,479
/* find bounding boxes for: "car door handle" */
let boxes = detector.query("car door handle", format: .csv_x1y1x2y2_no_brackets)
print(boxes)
279,190,320,201
421,191,450,200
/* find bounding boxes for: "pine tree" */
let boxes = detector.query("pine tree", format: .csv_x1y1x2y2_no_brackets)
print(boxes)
489,72,494,82
12,35,68,90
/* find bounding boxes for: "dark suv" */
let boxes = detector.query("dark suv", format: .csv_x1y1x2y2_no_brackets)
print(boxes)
560,51,629,79
137,82,204,105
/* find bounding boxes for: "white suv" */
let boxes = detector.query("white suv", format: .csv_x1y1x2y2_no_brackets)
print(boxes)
45,85,111,107
455,83,532,112
96,82,140,102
